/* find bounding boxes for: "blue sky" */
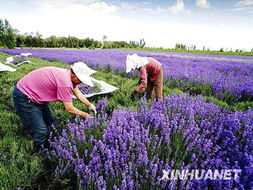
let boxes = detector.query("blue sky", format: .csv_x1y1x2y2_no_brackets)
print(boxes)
0,0,253,50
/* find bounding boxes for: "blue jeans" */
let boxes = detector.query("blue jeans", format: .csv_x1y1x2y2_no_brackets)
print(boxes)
13,86,55,146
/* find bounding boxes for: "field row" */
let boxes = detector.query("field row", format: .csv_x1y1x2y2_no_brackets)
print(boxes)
1,48,253,103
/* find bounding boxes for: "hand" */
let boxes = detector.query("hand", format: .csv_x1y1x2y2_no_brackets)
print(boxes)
89,104,97,115
84,113,93,120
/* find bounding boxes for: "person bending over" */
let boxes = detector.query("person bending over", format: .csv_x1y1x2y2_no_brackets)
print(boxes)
12,62,96,147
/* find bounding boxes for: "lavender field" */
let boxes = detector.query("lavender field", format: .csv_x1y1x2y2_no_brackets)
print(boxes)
2,0,253,188
1,48,253,101
0,49,252,189
47,95,253,189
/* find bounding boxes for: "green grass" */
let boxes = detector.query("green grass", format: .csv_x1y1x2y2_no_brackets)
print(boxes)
0,51,252,189
0,53,70,189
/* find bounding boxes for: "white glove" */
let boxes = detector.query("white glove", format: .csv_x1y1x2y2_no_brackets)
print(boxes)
88,104,97,115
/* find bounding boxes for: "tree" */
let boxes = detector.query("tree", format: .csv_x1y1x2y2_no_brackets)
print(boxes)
175,43,186,50
46,36,59,47
101,35,108,49
139,38,145,48
0,19,151,49
24,33,34,47
83,38,94,48
66,36,80,48
92,40,102,49
34,32,45,47
0,19,16,48
16,34,25,48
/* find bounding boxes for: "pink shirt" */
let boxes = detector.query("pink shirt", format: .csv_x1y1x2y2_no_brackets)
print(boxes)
135,57,162,93
17,67,73,104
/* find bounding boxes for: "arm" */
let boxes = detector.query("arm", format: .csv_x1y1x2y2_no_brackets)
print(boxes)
73,86,97,114
73,86,92,107
135,66,147,93
63,101,91,119
57,86,92,119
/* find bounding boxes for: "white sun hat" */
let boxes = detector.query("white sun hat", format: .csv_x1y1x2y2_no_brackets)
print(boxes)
73,62,97,76
0,62,16,72
125,54,149,73
71,62,95,87
20,53,32,57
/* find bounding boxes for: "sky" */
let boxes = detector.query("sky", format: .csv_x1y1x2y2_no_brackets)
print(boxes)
0,0,253,51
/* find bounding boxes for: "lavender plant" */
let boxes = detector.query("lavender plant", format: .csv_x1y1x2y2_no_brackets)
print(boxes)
8,55,29,65
46,95,253,189
1,49,253,101
78,83,102,95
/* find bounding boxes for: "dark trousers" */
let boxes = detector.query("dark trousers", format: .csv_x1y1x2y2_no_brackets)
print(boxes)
13,86,55,146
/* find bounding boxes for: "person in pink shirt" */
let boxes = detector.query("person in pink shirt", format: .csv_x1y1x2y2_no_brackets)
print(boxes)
12,62,96,148
126,54,163,100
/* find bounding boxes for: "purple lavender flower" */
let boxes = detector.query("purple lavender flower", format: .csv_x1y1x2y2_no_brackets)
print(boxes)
1,48,253,99
45,94,253,189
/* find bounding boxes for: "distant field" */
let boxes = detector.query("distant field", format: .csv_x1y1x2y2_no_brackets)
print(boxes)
7,46,253,56
1,48,253,107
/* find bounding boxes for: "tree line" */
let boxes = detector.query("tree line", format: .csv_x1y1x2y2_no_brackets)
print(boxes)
1,18,252,52
174,43,252,53
0,19,146,49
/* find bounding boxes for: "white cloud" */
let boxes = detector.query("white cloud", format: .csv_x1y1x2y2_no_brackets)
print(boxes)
30,0,117,15
171,0,186,14
5,0,119,40
235,0,253,7
89,1,117,14
195,0,210,9
232,0,253,12
1,0,253,51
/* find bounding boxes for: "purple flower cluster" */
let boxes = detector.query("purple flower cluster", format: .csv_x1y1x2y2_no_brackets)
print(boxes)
46,95,253,189
9,55,28,65
1,48,253,99
78,83,100,95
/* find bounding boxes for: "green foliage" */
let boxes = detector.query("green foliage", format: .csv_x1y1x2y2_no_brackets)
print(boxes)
0,136,42,189
0,19,16,48
16,32,45,48
0,19,147,49
175,43,187,50
167,78,212,97
13,34,147,49
231,101,253,111
0,52,70,189
219,48,224,52
129,38,146,48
